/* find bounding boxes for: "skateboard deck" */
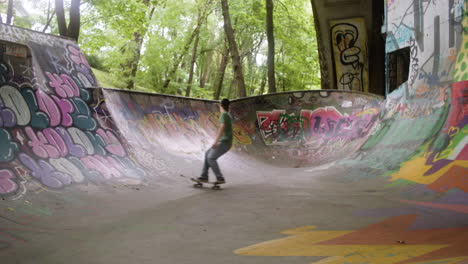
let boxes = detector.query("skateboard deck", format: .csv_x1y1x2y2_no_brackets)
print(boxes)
190,178,224,190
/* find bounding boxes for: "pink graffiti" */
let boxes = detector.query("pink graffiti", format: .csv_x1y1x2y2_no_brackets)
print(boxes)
36,90,75,127
51,95,74,127
36,90,61,126
67,46,91,69
0,170,17,194
25,127,68,159
81,155,123,179
301,107,376,140
46,72,80,98
96,128,126,157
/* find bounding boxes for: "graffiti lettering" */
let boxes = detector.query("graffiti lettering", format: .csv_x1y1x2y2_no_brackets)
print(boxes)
0,85,31,125
0,169,17,194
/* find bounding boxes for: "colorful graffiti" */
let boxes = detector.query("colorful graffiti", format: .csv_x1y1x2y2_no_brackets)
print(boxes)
235,215,468,264
256,106,379,145
330,17,369,92
386,0,466,92
390,82,468,193
0,25,144,197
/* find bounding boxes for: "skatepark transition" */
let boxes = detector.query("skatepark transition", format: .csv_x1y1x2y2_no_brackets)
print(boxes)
0,0,467,263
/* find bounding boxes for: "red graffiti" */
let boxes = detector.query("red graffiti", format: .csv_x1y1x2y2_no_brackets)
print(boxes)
257,110,285,142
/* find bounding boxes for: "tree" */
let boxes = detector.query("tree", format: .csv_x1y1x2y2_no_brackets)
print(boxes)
213,40,230,99
124,0,156,89
6,0,13,25
55,0,81,41
265,0,276,93
43,0,56,32
162,0,213,91
220,0,246,98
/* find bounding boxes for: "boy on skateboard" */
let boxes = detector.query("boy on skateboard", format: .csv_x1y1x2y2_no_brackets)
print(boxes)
197,98,233,184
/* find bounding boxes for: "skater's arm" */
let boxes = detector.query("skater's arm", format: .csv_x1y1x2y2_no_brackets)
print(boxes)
212,123,226,148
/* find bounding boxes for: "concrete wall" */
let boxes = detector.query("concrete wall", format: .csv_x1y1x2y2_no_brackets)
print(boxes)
0,25,144,197
311,0,386,95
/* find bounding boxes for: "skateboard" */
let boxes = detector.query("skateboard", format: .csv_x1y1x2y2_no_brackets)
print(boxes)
190,178,224,190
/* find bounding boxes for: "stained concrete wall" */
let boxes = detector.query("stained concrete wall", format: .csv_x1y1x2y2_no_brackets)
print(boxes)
311,0,386,95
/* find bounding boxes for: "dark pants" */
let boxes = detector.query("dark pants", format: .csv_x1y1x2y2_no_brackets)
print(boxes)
201,141,231,180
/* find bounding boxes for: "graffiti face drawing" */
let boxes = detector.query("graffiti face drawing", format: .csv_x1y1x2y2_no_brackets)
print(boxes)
330,19,368,92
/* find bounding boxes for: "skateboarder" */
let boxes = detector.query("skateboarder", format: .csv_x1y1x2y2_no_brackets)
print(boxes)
197,98,233,184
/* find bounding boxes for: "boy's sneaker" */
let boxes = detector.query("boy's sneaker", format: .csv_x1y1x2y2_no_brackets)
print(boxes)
197,177,209,183
216,178,226,184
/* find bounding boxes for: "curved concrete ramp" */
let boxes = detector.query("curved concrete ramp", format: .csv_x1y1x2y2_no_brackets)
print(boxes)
103,89,383,169
0,9,467,264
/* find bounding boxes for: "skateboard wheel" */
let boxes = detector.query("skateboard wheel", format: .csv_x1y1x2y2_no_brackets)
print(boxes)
212,185,221,190
194,183,203,188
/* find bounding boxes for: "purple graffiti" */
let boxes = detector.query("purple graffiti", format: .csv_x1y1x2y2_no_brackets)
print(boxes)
67,46,91,70
96,128,126,157
0,170,17,194
19,153,72,188
55,127,86,158
0,98,16,127
25,127,68,159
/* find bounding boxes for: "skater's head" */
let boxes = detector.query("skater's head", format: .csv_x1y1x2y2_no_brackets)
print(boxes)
220,98,230,112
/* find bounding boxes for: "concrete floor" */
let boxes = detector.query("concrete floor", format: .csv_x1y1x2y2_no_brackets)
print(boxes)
1,165,414,264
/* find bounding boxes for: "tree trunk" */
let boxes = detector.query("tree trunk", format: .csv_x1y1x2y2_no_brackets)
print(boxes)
259,69,267,95
220,0,246,98
185,30,200,97
126,4,156,89
126,32,144,89
55,0,81,41
199,51,212,89
55,0,67,36
68,0,81,40
266,0,276,93
163,26,201,90
6,0,13,25
163,2,212,90
213,43,230,100
43,1,55,33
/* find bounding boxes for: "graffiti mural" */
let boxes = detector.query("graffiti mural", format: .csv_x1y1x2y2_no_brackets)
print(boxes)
235,215,468,263
386,0,466,92
0,25,145,198
256,106,379,146
330,17,369,92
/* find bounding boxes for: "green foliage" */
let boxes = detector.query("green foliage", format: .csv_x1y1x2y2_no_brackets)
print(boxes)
85,54,108,71
10,0,321,97
92,67,127,88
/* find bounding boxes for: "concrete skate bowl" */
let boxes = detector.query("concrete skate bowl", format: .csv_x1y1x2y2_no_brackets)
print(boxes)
0,10,467,264
103,88,384,169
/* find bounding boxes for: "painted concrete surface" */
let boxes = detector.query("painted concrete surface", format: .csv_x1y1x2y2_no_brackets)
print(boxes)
0,0,468,263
